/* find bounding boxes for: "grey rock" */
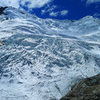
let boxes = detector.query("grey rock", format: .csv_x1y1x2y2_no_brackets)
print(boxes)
61,74,100,100
0,40,5,45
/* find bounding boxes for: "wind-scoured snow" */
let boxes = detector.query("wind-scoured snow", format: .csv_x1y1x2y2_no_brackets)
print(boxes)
0,7,100,100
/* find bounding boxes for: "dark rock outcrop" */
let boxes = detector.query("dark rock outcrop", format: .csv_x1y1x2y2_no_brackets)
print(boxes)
61,74,100,100
0,7,8,15
0,40,5,45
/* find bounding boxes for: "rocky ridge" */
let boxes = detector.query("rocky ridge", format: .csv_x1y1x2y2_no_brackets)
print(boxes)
61,74,100,100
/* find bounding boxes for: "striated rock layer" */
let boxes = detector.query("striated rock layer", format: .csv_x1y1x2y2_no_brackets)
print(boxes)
61,74,100,100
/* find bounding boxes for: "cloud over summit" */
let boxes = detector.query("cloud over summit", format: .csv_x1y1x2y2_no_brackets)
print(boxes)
0,0,52,9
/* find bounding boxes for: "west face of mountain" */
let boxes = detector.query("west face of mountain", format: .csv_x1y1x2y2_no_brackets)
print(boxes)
0,7,100,100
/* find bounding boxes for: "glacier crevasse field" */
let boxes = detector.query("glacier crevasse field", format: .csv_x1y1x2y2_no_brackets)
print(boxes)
0,7,100,100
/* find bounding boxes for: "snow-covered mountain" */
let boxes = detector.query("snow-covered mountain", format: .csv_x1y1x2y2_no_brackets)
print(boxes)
0,7,100,100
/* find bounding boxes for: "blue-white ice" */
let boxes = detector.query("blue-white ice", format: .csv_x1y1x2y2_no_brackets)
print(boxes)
0,7,100,100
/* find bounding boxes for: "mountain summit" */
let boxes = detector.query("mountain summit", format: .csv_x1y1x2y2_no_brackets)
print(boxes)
0,7,100,100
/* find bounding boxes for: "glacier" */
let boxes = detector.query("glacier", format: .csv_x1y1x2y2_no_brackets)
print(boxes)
0,7,100,100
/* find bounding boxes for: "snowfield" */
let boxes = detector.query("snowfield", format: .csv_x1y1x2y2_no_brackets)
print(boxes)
0,7,100,100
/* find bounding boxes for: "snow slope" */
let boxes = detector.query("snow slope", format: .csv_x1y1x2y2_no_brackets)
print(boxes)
0,7,100,100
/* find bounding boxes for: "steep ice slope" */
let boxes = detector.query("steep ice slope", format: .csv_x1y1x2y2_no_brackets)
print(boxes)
0,7,100,100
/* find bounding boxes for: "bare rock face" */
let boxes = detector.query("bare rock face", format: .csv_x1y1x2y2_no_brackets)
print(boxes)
60,74,100,100
0,40,5,45
0,7,8,15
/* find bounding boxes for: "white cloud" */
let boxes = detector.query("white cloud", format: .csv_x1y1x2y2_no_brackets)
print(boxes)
47,5,57,12
20,0,51,8
0,0,52,9
41,9,46,14
49,10,68,17
60,10,68,16
93,13,100,17
49,12,59,17
41,5,57,14
0,0,20,8
86,0,100,4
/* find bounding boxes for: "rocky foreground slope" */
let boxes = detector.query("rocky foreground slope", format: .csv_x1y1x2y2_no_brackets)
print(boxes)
61,74,100,100
0,7,100,100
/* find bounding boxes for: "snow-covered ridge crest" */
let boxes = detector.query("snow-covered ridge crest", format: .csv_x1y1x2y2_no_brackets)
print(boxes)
0,6,100,40
0,6,100,100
